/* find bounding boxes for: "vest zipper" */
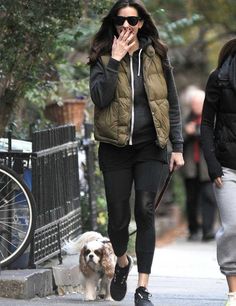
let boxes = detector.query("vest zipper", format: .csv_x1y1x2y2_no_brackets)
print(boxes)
129,54,135,145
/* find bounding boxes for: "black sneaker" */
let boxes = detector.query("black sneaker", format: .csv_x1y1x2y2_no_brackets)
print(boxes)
202,232,215,242
187,232,200,242
134,286,154,306
110,255,132,301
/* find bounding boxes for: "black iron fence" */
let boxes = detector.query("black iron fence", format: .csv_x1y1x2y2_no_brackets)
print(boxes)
31,125,82,265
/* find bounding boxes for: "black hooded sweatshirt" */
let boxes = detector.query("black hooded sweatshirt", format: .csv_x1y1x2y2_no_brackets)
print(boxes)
201,54,236,181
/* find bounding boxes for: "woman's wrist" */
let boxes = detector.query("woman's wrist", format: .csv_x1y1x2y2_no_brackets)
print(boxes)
111,55,121,62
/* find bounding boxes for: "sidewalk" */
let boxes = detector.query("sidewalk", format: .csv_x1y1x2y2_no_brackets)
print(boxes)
0,234,227,306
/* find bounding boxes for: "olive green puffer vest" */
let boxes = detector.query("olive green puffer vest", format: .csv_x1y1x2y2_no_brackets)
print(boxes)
94,45,169,148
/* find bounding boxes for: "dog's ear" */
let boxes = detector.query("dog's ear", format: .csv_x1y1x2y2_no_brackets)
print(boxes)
101,243,115,279
79,246,90,276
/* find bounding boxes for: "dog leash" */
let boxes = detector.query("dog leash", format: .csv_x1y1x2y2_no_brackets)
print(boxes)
128,169,174,237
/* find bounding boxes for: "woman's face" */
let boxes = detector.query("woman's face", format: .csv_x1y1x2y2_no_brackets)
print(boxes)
114,6,143,37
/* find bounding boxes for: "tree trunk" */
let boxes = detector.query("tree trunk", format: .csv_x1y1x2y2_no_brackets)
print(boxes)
0,103,15,136
0,91,17,136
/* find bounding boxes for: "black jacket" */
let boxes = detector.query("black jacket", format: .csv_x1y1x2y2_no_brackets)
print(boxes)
201,55,236,181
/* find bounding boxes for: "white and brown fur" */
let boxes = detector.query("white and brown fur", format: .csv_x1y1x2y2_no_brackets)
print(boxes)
63,231,116,301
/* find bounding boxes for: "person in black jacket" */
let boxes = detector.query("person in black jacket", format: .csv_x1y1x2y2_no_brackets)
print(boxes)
89,1,184,305
201,38,236,306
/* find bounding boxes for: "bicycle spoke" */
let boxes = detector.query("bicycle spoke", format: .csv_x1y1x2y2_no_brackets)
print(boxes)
0,191,27,208
0,208,29,213
0,235,25,246
0,241,11,258
0,199,28,209
0,173,13,193
0,221,28,235
0,234,18,249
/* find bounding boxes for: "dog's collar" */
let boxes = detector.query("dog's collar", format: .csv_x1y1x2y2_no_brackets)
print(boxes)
99,270,105,278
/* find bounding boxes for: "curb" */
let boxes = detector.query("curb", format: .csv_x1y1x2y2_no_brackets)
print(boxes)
0,269,53,299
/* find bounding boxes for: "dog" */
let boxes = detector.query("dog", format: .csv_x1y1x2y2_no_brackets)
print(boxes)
63,231,116,301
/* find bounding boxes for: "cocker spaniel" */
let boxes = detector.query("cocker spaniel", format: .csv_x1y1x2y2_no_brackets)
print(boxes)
63,231,116,301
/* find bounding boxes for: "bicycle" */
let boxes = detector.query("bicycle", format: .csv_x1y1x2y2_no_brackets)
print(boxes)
0,163,36,268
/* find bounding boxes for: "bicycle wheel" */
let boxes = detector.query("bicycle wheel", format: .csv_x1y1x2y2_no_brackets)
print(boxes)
0,164,36,267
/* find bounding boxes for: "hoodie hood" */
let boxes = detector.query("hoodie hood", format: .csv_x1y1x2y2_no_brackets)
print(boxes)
219,55,236,92
136,37,153,76
139,36,152,50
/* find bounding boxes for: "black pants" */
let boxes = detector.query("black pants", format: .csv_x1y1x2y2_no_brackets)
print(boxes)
102,160,164,274
184,178,216,236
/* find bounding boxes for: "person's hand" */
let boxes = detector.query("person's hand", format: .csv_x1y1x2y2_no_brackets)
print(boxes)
185,121,196,135
169,152,184,172
214,177,223,188
111,28,135,61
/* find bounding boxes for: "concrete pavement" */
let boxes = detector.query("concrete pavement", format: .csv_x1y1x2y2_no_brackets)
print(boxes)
0,235,228,305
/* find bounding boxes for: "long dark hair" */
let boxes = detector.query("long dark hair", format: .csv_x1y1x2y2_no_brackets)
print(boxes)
88,0,168,65
217,38,236,69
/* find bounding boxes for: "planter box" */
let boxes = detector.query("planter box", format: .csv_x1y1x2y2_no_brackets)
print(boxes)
45,99,86,131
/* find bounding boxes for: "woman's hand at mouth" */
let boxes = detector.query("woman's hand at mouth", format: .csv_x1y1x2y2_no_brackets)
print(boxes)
112,28,135,61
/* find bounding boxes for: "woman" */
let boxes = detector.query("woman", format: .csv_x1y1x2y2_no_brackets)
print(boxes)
183,87,216,242
89,1,184,305
201,38,236,306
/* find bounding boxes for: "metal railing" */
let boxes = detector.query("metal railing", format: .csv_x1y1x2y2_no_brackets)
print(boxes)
30,125,82,265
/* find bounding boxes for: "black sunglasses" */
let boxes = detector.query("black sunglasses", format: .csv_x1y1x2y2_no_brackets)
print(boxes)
113,16,141,26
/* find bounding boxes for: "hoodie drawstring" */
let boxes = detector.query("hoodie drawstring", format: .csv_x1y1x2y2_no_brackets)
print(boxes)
138,49,143,77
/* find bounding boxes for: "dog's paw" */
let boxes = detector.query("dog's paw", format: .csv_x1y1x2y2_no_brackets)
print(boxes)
98,292,113,301
104,294,113,301
98,293,105,299
84,294,97,301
